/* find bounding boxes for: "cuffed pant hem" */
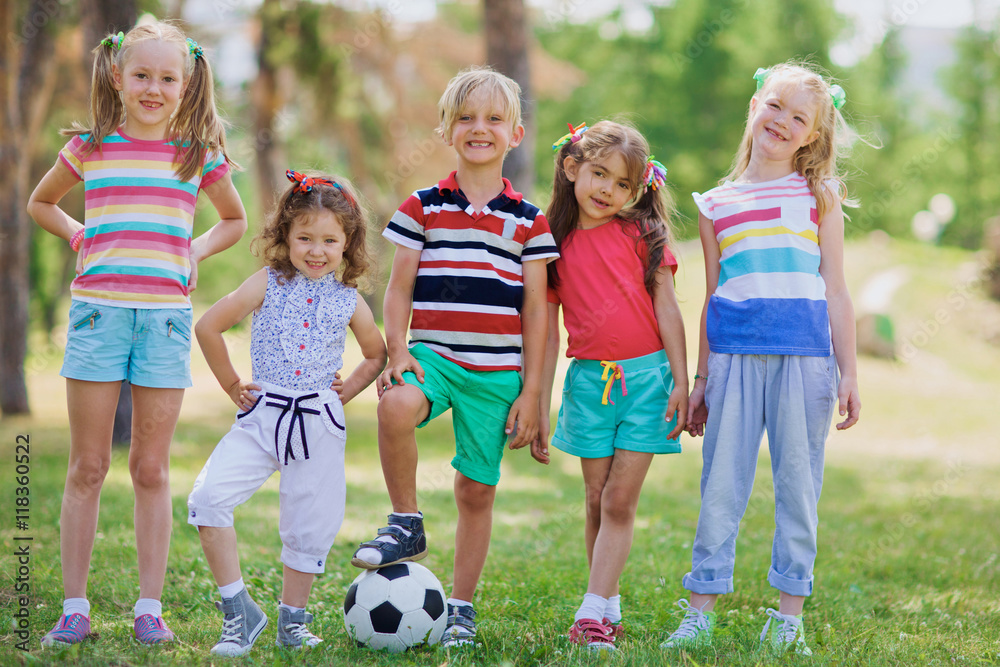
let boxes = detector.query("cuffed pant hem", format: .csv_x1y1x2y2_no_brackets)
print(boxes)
281,546,330,574
682,572,734,595
767,568,814,597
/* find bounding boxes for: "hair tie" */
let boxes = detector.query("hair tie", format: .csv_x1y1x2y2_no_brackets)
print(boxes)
186,37,204,60
552,122,587,151
829,84,847,110
753,67,771,91
285,169,356,207
101,31,124,50
754,66,847,110
642,157,667,193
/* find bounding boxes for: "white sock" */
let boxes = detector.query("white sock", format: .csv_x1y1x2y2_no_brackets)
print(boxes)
355,512,421,566
63,598,90,618
574,593,607,623
218,578,246,600
134,598,162,619
279,602,305,614
604,595,622,623
447,597,473,608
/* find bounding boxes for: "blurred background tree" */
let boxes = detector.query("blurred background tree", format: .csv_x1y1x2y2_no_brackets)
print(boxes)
4,0,999,416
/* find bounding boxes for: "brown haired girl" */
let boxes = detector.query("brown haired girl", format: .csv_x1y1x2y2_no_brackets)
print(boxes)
537,120,688,651
187,170,386,655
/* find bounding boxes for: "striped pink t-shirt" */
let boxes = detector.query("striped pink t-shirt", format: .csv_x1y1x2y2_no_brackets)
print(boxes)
59,131,230,309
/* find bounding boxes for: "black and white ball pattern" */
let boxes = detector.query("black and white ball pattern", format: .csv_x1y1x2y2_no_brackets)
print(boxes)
343,562,447,652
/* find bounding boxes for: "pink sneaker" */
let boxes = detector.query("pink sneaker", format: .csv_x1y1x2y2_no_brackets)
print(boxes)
41,613,90,647
568,617,615,651
134,614,175,644
604,618,625,641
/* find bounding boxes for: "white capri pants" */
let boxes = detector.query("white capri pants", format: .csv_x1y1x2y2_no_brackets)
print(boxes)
187,381,347,574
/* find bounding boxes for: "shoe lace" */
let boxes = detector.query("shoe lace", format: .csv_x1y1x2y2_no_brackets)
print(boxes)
671,600,710,639
284,622,315,641
760,608,800,644
219,613,245,643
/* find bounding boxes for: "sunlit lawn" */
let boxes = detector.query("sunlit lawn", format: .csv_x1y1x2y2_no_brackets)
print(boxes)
2,237,1000,665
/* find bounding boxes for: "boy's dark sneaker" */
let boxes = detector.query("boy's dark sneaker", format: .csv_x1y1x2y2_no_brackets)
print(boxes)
439,603,476,648
351,512,427,569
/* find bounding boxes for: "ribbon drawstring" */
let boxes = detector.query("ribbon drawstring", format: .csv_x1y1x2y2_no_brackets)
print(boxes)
266,392,320,464
599,361,628,405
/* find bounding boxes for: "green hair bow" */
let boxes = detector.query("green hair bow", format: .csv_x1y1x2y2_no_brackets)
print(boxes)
752,67,847,110
101,31,124,50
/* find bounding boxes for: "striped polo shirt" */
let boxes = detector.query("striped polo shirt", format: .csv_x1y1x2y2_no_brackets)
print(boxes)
383,172,559,371
693,172,832,356
59,131,230,309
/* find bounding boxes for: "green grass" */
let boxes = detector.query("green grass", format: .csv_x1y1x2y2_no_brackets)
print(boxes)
3,237,1000,665
2,407,999,666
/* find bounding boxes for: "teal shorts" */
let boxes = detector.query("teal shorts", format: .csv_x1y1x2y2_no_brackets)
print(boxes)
399,343,522,486
60,299,193,389
552,349,680,459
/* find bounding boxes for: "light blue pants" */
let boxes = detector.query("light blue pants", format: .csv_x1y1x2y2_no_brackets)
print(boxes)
682,353,838,597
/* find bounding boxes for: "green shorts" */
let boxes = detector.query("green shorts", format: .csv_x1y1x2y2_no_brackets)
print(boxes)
400,343,523,486
552,349,681,459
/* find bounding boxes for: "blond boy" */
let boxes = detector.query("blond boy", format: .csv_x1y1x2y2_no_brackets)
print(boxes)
351,67,557,647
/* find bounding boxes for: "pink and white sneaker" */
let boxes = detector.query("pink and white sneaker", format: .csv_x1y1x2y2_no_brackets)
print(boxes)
568,617,615,651
134,614,175,644
41,613,90,647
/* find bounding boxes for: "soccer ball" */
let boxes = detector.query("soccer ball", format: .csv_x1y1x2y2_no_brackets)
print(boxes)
343,562,447,652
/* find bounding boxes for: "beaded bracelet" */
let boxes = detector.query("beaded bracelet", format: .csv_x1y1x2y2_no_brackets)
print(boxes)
694,373,708,381
69,228,85,252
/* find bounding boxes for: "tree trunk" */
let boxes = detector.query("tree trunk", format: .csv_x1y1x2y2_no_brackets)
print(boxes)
1,0,58,415
483,0,535,198
252,0,283,214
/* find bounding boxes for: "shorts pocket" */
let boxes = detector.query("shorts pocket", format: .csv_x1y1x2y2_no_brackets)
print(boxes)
71,309,102,331
321,400,347,437
166,317,191,342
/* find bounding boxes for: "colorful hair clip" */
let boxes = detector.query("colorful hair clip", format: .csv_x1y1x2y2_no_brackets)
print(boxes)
101,31,124,50
285,169,356,207
552,122,588,151
642,157,668,193
829,84,847,110
753,67,771,91
186,37,204,60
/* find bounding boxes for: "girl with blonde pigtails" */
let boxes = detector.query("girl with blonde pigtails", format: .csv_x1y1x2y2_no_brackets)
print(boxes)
28,21,246,646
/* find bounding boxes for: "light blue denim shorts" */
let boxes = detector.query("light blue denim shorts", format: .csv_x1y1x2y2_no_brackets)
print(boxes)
552,349,681,459
60,299,193,388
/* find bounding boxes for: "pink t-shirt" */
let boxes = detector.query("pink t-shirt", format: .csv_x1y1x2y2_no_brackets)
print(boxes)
547,219,677,361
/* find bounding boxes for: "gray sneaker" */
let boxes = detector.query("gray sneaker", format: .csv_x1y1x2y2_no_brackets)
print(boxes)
210,588,268,656
759,608,812,656
276,606,322,649
440,603,476,648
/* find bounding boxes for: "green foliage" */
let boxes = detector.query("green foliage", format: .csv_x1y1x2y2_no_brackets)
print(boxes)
535,0,844,238
941,24,1000,247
